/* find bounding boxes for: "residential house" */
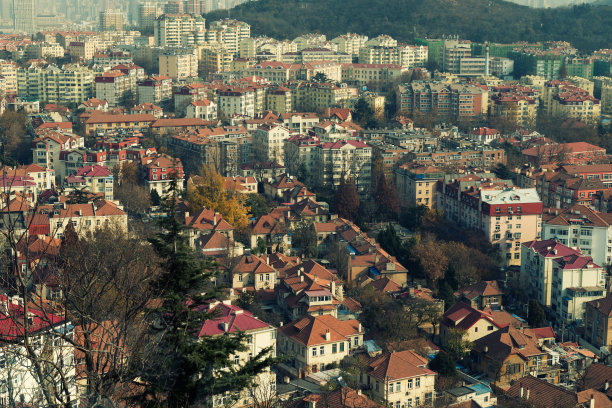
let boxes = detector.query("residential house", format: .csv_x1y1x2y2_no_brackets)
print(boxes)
198,300,277,408
64,165,113,200
278,314,363,375
505,376,610,408
471,326,559,387
359,350,436,408
441,302,501,345
230,254,276,290
141,154,184,197
454,281,503,310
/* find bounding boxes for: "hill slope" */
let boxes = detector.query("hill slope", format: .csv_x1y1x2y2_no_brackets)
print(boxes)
205,0,612,52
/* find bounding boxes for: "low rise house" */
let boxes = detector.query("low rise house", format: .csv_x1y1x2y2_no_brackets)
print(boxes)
359,350,436,408
141,154,184,197
230,254,276,290
198,300,277,408
505,376,610,408
454,280,503,310
64,165,113,200
278,314,363,375
471,326,559,387
441,302,501,345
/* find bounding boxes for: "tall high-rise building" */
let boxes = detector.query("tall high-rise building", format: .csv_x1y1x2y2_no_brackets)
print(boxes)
184,0,205,14
99,8,124,31
165,1,184,14
13,0,36,35
138,1,160,33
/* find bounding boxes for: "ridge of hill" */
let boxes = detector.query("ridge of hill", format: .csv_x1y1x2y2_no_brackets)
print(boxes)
205,0,612,52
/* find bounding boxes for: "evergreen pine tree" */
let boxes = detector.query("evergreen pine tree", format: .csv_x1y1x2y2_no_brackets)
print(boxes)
143,176,277,407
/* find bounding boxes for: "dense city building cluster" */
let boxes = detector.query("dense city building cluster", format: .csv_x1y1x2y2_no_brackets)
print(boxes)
2,2,612,408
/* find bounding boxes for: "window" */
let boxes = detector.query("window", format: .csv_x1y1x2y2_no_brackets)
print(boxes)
234,356,240,364
415,377,420,388
340,342,345,352
259,274,263,281
488,325,494,331
407,398,413,407
407,379,413,389
238,274,243,281
415,397,420,406
319,346,324,355
354,337,359,346
312,348,317,357
389,383,394,393
475,327,478,332
332,343,337,353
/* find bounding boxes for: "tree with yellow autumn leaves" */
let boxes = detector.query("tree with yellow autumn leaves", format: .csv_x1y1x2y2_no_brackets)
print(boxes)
186,165,250,229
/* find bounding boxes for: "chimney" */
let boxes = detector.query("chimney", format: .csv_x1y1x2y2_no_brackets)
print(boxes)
589,394,595,408
325,329,331,341
213,213,217,226
357,389,362,396
185,211,190,218
331,280,336,295
525,388,530,400
358,323,362,332
484,345,488,353
605,381,609,391
300,275,304,282
280,322,283,327
519,386,524,399
222,322,230,332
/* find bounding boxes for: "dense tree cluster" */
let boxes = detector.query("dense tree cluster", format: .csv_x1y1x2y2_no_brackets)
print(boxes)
207,0,612,52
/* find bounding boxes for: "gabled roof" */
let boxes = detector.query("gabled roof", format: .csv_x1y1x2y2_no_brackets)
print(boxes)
586,293,612,317
443,301,500,331
454,280,503,300
369,277,401,293
366,350,436,381
522,239,582,258
506,376,610,408
232,254,275,275
581,364,612,399
531,326,556,340
185,208,233,231
197,301,270,337
278,314,361,346
473,326,544,363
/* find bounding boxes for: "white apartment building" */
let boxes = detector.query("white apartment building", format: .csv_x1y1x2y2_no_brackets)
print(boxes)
17,64,95,105
521,239,607,325
542,205,612,267
551,256,606,325
207,19,251,56
0,60,18,94
315,140,372,191
95,71,130,107
441,39,472,74
331,33,369,57
154,14,206,47
438,181,543,266
252,124,292,165
278,315,363,375
159,53,198,80
186,99,218,120
137,75,173,105
218,88,255,118
281,112,320,134
358,45,428,69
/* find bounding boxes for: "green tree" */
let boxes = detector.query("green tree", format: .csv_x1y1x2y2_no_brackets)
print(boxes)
312,72,330,83
528,299,547,327
150,188,161,206
334,176,360,222
429,352,457,377
245,194,271,218
377,224,402,256
0,111,30,164
292,221,318,257
142,177,277,406
353,97,375,128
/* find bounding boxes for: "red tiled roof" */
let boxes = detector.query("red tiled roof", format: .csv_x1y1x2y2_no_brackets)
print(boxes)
366,350,435,381
279,315,361,346
197,301,270,337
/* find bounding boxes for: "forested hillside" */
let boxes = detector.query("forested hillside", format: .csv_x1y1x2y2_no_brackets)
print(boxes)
206,0,612,51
